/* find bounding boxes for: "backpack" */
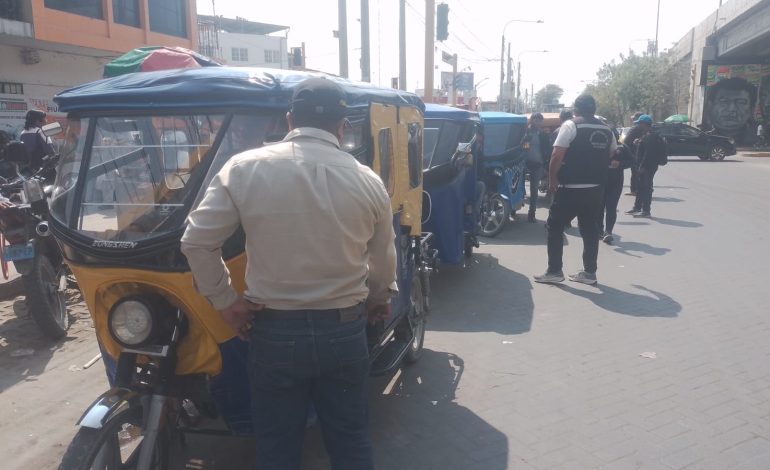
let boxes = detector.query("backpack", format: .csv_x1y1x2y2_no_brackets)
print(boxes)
645,131,668,166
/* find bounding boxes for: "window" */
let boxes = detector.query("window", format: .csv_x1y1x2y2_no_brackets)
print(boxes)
113,0,140,27
678,125,700,137
231,48,249,62
378,128,394,195
407,123,422,188
0,82,24,95
44,0,103,19
149,0,187,38
264,50,281,64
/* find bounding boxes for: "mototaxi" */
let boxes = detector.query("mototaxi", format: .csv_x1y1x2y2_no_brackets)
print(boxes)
49,67,431,469
421,104,481,264
477,112,528,237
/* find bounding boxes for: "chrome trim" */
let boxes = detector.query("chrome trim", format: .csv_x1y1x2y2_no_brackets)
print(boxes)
77,388,139,429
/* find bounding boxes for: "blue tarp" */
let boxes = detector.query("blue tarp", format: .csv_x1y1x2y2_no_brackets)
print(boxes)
478,111,528,124
424,103,480,121
54,67,425,113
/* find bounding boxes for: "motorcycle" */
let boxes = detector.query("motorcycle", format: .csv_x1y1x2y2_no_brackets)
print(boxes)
51,67,432,469
477,112,528,237
0,124,70,339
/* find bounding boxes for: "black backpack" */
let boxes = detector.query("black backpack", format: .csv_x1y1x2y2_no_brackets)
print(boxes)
645,131,668,166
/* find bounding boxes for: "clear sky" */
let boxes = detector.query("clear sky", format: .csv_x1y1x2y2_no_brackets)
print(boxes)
197,0,721,104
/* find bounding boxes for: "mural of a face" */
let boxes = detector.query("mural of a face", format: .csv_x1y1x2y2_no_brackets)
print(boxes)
709,87,752,134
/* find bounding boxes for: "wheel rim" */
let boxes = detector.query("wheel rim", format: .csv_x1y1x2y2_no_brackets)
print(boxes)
41,259,68,329
410,279,425,352
711,146,725,160
481,196,505,235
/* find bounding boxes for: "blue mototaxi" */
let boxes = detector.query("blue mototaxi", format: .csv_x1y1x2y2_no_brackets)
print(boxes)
421,104,481,264
478,111,528,237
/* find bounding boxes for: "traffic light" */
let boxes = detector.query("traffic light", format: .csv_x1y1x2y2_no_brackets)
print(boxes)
436,3,449,41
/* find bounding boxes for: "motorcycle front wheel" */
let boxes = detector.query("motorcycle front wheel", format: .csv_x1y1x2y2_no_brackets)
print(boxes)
58,407,170,470
23,254,68,339
480,193,509,238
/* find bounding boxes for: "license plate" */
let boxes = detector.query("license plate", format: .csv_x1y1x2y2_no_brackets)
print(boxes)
3,243,34,262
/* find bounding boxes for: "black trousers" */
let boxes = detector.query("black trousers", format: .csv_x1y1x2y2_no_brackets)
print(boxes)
599,169,624,234
526,160,543,212
632,166,658,213
546,186,604,274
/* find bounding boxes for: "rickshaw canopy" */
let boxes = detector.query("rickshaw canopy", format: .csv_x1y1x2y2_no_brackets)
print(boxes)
478,111,528,124
55,67,425,114
424,103,480,122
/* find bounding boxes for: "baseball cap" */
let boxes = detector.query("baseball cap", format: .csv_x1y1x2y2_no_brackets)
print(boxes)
291,77,347,121
634,114,652,124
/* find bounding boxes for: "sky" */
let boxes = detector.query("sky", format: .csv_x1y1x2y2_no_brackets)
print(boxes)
196,0,722,104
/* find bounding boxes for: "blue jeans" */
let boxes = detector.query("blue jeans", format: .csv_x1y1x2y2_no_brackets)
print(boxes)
248,305,373,470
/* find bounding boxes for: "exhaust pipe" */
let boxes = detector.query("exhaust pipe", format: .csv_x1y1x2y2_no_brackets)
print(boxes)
36,221,50,237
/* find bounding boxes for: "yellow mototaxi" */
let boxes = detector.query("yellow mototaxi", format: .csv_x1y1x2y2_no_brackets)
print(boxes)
50,67,430,469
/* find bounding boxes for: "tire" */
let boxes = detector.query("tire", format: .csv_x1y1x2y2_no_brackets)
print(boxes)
710,145,727,161
58,407,169,470
402,275,427,364
23,254,68,339
479,193,509,238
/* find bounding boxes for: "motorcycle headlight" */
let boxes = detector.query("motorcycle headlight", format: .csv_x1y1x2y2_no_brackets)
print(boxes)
109,300,154,346
493,168,503,177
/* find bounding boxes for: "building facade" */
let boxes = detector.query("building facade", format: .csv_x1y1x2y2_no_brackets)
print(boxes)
670,0,770,145
197,15,288,69
1,0,198,137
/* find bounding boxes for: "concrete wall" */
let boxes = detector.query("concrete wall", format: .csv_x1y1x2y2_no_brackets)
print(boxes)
670,0,769,126
218,32,287,69
0,45,108,136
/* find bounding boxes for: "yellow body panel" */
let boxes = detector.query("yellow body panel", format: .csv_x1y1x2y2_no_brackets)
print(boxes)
398,106,424,236
68,254,247,377
370,103,424,236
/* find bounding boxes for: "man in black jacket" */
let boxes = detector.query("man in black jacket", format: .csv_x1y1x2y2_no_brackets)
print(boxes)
626,115,662,218
522,113,550,222
534,94,615,285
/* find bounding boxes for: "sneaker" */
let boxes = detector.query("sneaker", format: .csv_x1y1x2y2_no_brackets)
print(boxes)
528,212,536,223
625,191,636,196
625,208,642,215
534,270,565,284
633,212,652,218
568,271,598,285
602,233,614,244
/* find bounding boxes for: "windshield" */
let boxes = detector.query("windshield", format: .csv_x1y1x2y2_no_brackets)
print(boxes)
50,112,291,243
483,122,525,157
423,118,476,169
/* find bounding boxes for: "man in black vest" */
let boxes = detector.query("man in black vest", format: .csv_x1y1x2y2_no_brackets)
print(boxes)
534,94,616,285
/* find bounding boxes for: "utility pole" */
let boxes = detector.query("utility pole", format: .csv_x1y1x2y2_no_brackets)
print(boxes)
361,0,371,82
424,0,435,103
516,60,521,113
451,53,458,106
506,43,512,112
499,35,505,111
654,0,661,57
399,0,406,90
338,0,349,78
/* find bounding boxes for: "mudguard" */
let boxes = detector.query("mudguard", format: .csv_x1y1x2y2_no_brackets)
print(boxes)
76,387,141,429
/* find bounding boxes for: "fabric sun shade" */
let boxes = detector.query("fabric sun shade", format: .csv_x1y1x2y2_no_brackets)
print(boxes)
104,47,221,78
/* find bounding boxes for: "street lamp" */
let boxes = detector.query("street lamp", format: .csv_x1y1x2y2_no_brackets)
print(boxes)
515,49,548,113
499,19,543,111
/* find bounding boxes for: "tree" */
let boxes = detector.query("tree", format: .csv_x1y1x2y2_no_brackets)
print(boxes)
580,50,678,127
534,84,564,112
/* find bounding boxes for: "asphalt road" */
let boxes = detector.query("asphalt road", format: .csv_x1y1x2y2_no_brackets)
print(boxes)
2,152,770,469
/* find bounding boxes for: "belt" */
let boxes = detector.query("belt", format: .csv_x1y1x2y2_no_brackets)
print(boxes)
255,303,365,323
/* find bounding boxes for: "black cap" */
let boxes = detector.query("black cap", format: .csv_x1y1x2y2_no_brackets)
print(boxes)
290,77,347,121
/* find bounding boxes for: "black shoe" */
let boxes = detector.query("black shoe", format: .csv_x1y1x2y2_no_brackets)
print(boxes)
625,208,642,215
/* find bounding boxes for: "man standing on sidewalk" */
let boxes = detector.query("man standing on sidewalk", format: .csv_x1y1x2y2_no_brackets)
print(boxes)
181,77,395,470
624,112,644,196
522,112,550,222
534,94,616,285
626,114,664,218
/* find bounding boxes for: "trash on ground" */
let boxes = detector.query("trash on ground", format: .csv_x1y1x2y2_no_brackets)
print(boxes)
640,351,657,359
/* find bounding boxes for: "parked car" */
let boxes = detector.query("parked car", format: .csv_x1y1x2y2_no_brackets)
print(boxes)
652,122,736,161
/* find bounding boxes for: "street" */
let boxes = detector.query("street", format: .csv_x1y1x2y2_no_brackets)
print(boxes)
2,152,770,469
